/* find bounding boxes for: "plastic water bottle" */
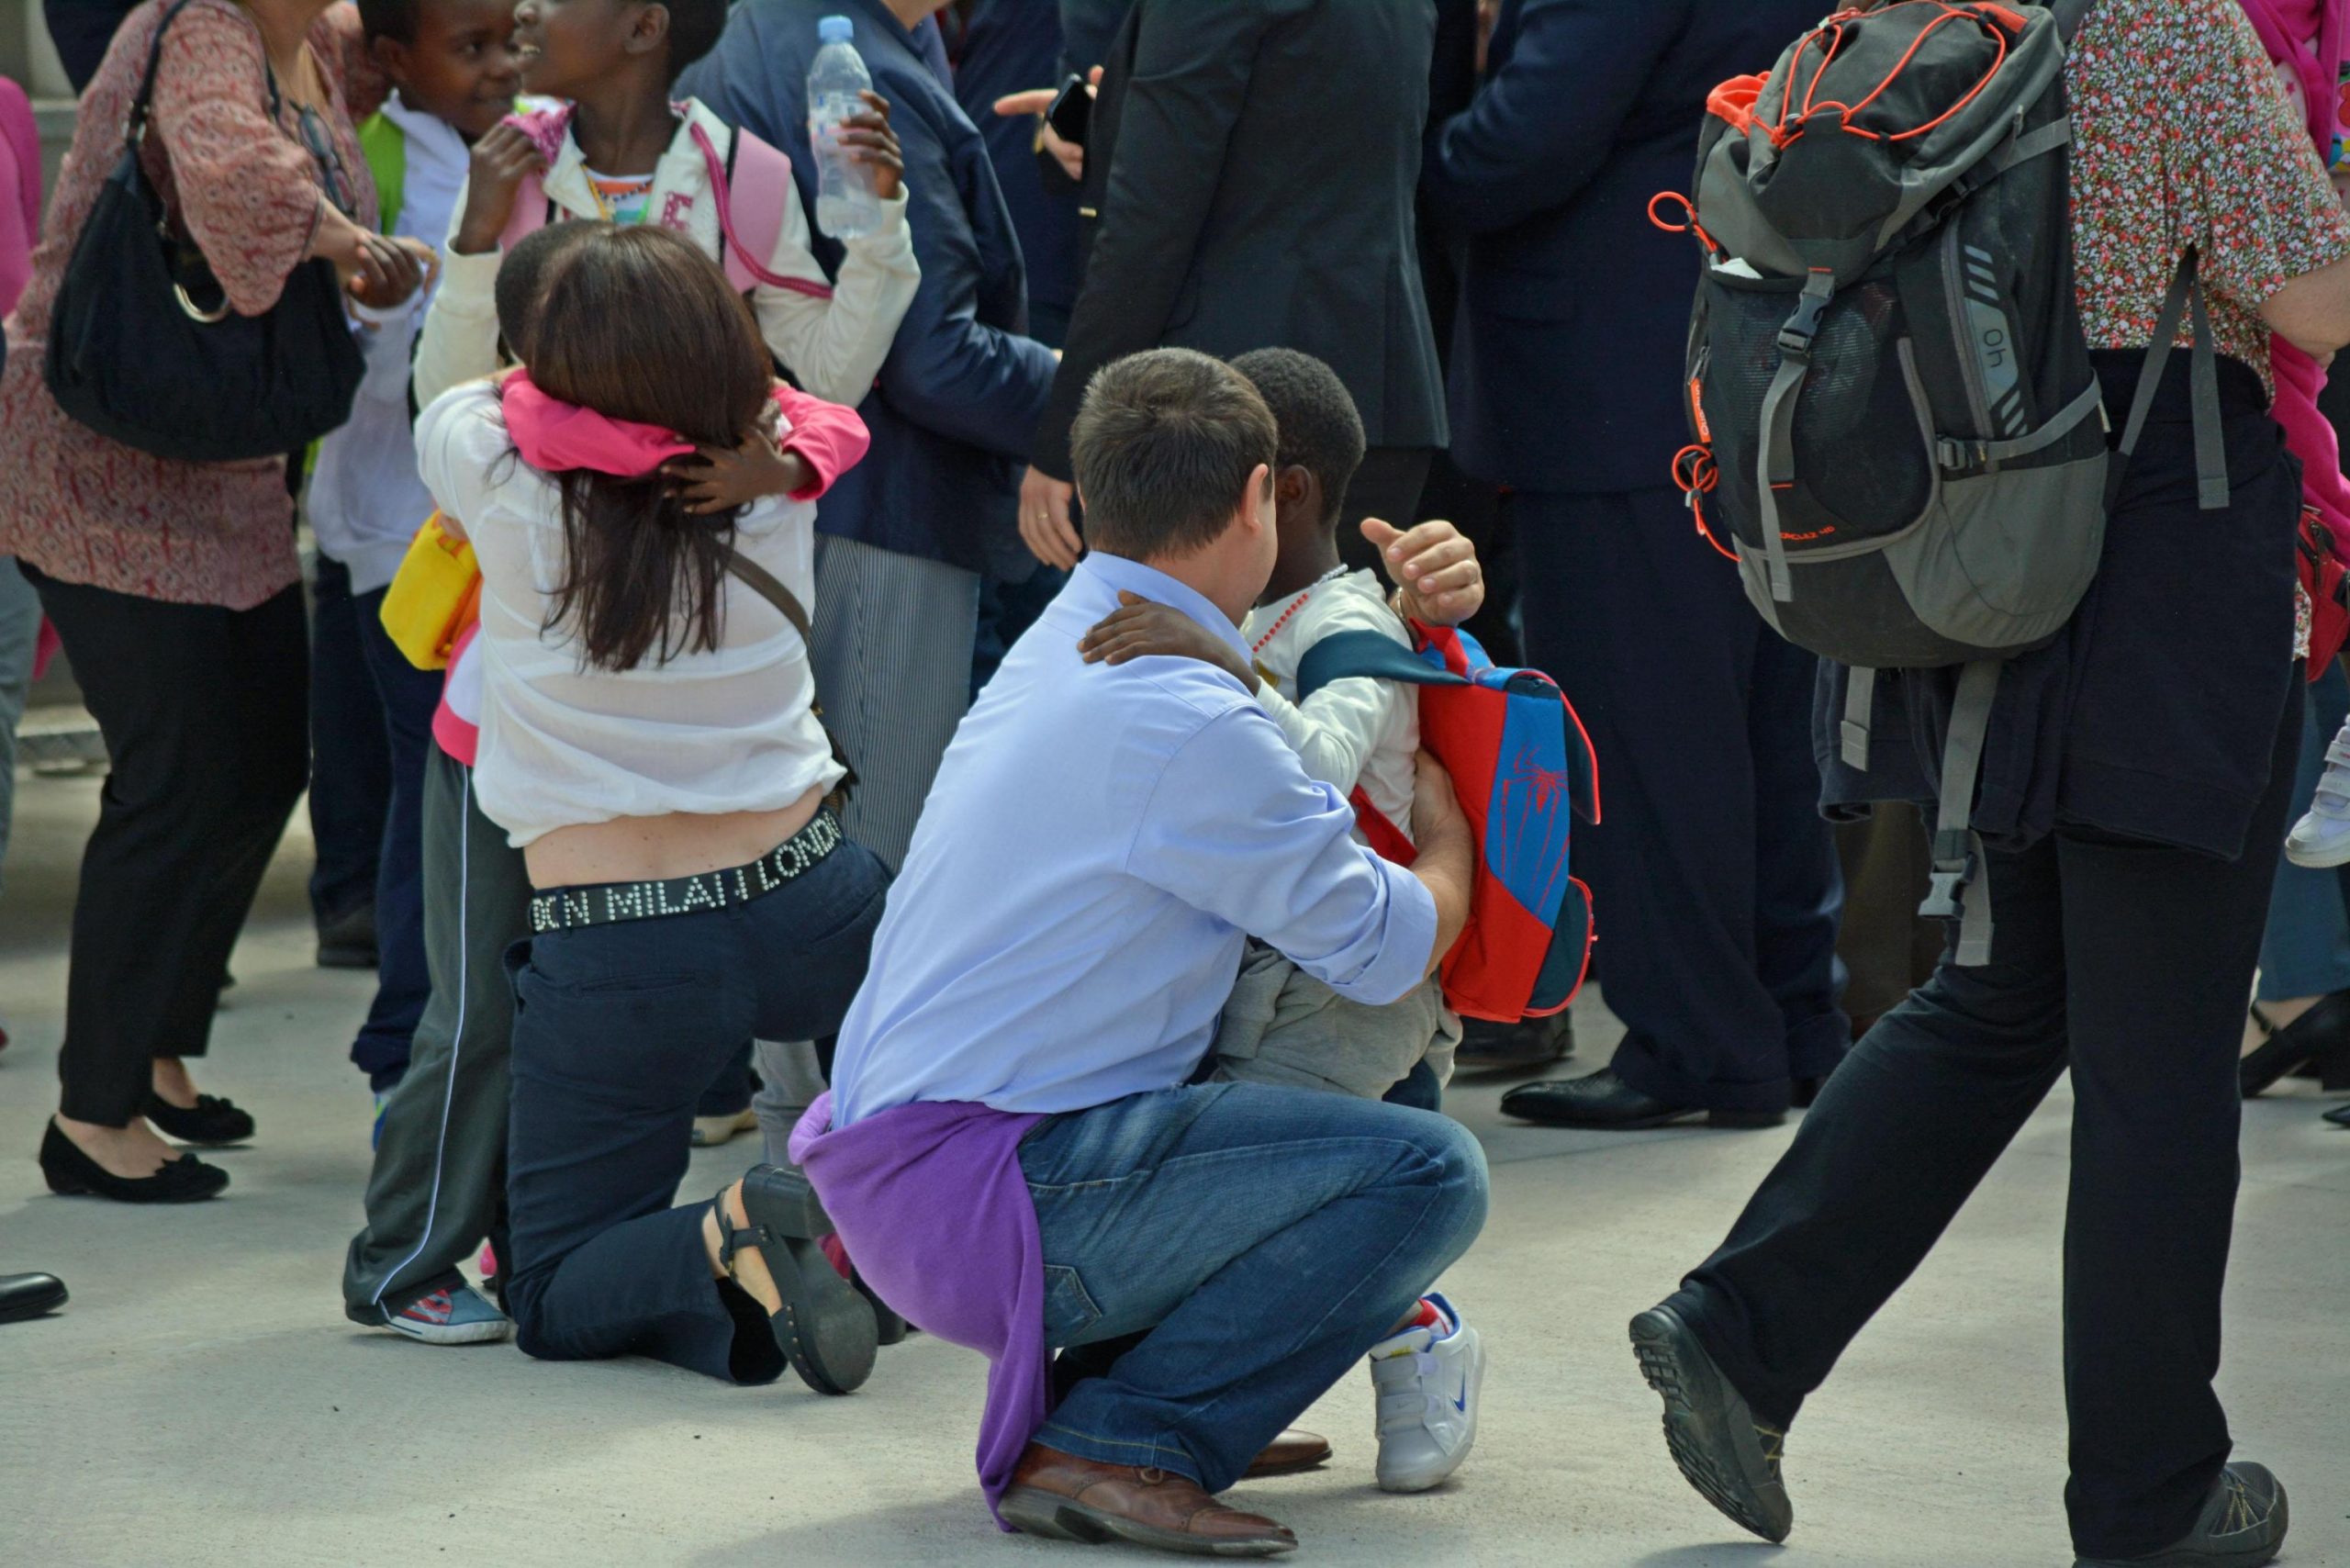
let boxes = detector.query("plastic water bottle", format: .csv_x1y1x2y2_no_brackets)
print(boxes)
809,15,882,240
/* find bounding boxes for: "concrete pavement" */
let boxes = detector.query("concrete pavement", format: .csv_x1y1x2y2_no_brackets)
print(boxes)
3,767,2345,1567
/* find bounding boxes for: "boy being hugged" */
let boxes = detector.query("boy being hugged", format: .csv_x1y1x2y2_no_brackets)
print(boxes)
411,0,918,410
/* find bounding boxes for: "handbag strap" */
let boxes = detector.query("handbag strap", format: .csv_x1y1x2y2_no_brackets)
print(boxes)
125,0,205,150
723,551,815,645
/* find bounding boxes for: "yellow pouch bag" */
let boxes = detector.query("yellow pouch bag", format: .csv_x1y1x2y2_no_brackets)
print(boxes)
380,511,481,670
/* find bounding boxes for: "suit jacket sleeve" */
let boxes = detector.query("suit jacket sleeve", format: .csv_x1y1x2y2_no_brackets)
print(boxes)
1422,0,1689,238
1028,0,1313,480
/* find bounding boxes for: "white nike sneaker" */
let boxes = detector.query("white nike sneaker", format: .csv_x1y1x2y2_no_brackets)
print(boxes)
1369,1293,1483,1493
2287,721,2350,868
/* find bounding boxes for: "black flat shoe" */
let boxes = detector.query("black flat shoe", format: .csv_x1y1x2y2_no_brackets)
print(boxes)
141,1091,254,1147
2323,1103,2350,1128
1502,1069,1784,1130
2242,993,2350,1097
39,1122,229,1204
713,1164,877,1395
2072,1462,2287,1567
0,1272,68,1323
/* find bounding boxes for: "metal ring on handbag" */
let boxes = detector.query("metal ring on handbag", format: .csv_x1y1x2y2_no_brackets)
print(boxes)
172,282,229,323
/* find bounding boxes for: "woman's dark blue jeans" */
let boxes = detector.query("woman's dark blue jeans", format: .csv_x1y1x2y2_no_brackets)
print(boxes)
501,834,889,1381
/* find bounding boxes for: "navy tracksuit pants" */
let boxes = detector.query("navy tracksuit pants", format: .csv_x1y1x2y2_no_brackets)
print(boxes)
1516,486,1847,1114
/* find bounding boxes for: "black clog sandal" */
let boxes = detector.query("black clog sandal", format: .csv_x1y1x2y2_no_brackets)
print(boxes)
711,1163,878,1395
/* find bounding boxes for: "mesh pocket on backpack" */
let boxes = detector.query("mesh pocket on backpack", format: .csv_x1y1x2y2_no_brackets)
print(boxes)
1700,273,1934,553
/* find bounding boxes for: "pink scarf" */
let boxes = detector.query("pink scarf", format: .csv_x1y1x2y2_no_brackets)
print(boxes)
500,371,699,476
2241,0,2350,560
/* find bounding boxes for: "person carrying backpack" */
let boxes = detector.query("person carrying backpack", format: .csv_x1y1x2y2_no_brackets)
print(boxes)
1628,3,2350,1564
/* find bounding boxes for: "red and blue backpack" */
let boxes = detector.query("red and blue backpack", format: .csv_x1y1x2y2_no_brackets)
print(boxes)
1296,624,1600,1024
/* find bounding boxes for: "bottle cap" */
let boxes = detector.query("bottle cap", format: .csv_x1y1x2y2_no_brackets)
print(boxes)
818,15,852,42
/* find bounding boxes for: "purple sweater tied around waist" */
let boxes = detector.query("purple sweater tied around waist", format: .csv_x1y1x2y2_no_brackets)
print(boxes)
789,1092,1046,1528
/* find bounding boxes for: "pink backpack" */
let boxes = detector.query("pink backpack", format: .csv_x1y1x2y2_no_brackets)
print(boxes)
497,104,831,299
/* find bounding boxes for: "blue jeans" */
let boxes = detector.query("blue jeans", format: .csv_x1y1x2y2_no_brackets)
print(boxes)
1018,1082,1488,1492
352,585,444,1090
2256,661,2350,1001
503,832,890,1380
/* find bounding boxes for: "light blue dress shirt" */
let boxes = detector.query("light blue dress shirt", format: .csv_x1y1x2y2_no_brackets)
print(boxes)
830,553,1440,1125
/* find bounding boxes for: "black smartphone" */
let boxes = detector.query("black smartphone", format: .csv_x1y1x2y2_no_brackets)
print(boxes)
1046,72,1091,148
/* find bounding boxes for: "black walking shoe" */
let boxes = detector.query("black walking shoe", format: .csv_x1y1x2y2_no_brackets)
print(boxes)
39,1122,229,1204
1505,1070,1784,1130
1629,1304,1794,1543
141,1092,255,1147
2073,1463,2288,1567
714,1164,878,1395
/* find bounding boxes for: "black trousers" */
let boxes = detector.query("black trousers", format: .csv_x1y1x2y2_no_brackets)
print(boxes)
1671,697,2300,1560
27,570,309,1126
1516,487,1847,1112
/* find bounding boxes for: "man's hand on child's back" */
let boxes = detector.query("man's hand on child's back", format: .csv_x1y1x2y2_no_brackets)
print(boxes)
453,123,550,255
1079,591,1259,691
1362,518,1485,627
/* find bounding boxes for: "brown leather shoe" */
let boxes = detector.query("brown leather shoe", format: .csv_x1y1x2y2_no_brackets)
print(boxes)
999,1444,1298,1556
1243,1428,1332,1480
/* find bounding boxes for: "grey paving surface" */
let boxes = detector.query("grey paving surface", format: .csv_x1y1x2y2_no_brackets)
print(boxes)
3,767,2346,1567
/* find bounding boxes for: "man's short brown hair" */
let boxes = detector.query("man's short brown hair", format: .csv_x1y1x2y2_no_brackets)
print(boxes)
1069,349,1279,560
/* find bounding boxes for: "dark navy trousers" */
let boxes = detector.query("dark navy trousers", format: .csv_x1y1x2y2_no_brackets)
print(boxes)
1516,486,1847,1114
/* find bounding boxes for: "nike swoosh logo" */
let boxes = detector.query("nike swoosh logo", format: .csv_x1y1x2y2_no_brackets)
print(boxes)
1451,1376,1470,1413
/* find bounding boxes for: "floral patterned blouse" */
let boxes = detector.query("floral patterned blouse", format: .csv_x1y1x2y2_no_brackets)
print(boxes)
2070,0,2350,391
0,0,384,610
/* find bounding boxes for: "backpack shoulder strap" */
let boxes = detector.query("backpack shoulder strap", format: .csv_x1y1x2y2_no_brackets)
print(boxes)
2050,0,2097,44
497,173,549,255
2107,244,2229,514
1293,629,1464,703
688,119,832,298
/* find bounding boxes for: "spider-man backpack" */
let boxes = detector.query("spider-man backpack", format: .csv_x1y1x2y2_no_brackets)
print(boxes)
1296,624,1600,1024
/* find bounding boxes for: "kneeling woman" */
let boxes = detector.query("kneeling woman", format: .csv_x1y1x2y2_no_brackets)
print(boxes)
417,226,890,1393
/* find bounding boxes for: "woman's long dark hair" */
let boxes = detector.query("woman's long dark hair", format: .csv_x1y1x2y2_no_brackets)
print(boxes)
525,226,773,672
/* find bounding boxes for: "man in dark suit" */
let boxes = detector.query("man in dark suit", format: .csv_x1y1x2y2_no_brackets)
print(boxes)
1014,0,1449,572
1425,0,1846,1129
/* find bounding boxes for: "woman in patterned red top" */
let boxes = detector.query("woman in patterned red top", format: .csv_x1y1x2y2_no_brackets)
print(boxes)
1,0,435,1204
1636,4,2350,1566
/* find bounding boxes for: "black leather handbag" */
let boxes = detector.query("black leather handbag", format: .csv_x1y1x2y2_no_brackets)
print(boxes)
43,0,364,464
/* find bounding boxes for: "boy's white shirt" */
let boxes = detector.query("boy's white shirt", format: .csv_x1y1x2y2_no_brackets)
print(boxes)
308,92,470,594
1241,567,1420,846
410,98,919,410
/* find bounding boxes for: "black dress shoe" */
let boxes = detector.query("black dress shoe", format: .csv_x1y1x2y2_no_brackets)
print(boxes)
39,1122,229,1204
141,1092,254,1146
317,902,380,970
2324,1103,2350,1128
1453,1012,1575,1074
0,1272,68,1323
1501,1069,1785,1130
2242,994,2350,1097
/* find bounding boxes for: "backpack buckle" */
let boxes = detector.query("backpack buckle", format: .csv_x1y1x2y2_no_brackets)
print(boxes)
1920,862,1969,920
1937,436,1986,471
1776,269,1837,357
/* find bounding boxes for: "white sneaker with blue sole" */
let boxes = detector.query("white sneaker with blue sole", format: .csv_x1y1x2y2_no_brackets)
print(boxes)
1370,1293,1483,1493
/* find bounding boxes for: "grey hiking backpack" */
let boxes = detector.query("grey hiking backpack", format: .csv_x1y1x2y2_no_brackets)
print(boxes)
1660,0,2226,961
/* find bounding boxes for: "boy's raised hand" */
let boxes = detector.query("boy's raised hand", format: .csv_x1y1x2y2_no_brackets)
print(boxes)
1080,591,1259,691
664,430,816,516
453,122,549,255
1362,518,1484,626
837,90,906,203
